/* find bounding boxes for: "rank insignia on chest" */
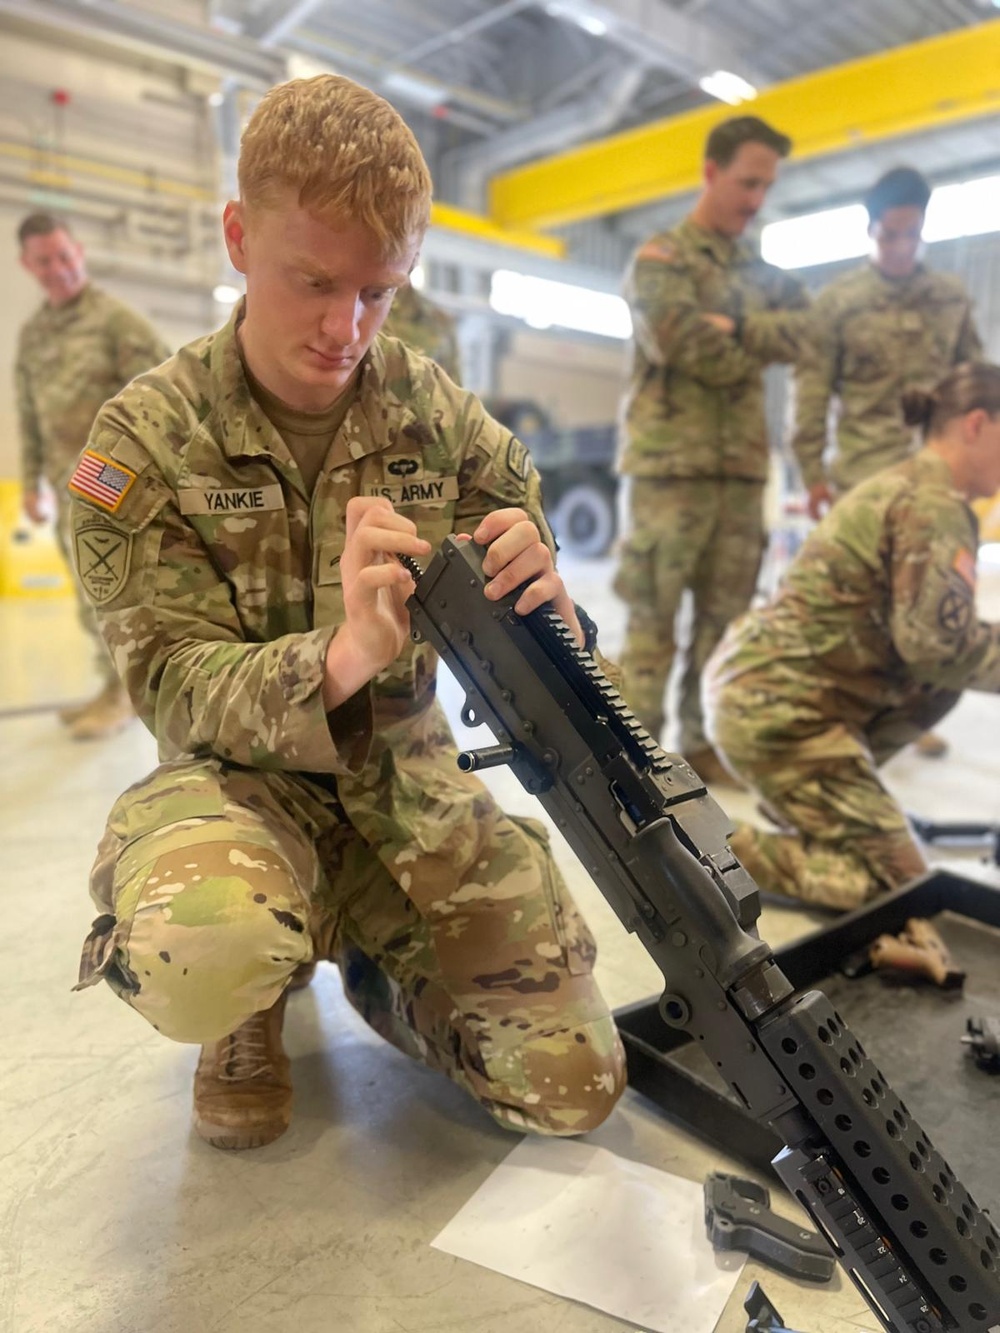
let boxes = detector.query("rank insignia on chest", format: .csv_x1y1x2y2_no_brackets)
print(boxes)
68,450,138,513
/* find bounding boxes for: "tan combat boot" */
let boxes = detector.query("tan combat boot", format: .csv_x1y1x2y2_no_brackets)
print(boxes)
193,991,292,1150
67,680,134,741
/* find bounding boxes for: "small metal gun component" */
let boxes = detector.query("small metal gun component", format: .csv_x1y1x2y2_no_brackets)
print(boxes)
962,1015,1000,1071
743,1281,808,1332
704,1173,835,1283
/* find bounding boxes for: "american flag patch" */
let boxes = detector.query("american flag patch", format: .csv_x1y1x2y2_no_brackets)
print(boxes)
68,450,138,513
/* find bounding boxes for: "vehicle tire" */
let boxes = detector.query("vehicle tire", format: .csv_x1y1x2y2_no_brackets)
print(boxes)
549,478,617,558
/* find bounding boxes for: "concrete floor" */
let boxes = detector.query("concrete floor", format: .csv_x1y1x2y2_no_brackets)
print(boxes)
2,553,999,1333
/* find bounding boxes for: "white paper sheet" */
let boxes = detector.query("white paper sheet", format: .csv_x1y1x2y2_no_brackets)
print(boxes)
431,1137,745,1333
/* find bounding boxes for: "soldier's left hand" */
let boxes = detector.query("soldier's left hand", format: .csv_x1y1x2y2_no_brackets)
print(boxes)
467,508,585,648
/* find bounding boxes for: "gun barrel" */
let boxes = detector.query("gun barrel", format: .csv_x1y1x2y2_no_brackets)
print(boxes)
457,744,516,772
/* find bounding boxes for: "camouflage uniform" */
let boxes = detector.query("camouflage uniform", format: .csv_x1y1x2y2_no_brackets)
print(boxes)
382,283,461,382
615,217,809,749
792,263,981,494
15,283,170,683
70,306,625,1136
705,449,1000,909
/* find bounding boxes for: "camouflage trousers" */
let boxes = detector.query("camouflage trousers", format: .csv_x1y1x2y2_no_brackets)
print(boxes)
614,478,765,752
56,488,118,688
76,755,626,1136
707,686,958,910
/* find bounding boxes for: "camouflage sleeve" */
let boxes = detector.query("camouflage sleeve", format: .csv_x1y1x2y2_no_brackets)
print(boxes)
111,307,171,388
452,392,556,556
791,293,840,490
14,343,45,491
955,300,983,364
739,269,812,366
888,491,1000,692
628,252,758,388
70,418,371,774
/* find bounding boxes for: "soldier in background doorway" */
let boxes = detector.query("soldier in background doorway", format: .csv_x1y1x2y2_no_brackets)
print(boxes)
791,167,981,756
383,279,462,382
614,116,809,787
15,213,171,740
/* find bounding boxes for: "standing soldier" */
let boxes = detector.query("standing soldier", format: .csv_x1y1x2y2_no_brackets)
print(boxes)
70,75,624,1152
614,116,809,787
383,279,462,382
15,213,171,739
706,363,1000,911
792,167,981,755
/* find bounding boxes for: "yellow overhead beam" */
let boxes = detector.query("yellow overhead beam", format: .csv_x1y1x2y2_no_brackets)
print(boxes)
490,21,1000,231
430,201,566,258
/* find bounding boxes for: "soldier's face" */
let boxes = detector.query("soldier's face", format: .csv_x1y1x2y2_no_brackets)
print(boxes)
870,206,924,278
704,143,782,237
965,410,1000,500
224,196,418,411
20,228,87,306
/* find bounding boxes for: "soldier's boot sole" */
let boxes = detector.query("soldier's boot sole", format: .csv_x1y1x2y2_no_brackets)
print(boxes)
193,992,292,1152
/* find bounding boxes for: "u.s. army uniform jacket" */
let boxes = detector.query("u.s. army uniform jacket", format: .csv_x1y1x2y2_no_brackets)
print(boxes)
67,306,548,785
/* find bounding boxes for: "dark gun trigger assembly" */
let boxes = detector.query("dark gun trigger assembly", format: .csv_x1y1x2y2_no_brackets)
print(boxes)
704,1173,835,1283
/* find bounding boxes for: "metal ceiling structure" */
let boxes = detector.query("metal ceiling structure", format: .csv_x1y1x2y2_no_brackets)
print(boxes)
1,0,998,280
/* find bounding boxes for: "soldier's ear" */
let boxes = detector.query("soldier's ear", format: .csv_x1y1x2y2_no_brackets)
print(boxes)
222,201,248,275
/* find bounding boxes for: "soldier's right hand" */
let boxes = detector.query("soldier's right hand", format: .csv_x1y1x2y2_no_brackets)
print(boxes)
22,489,48,525
321,496,431,710
807,481,834,522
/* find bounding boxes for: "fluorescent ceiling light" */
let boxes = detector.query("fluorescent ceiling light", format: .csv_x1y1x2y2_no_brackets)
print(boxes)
577,14,608,35
699,70,757,105
761,172,1000,270
213,283,242,305
490,269,631,339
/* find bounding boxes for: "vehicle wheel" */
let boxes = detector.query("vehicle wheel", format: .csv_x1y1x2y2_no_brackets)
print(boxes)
550,480,616,558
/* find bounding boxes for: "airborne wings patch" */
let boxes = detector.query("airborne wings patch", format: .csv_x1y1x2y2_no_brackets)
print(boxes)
74,517,133,604
68,450,138,513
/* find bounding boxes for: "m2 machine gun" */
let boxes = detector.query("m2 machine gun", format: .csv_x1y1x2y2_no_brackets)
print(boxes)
404,537,1000,1333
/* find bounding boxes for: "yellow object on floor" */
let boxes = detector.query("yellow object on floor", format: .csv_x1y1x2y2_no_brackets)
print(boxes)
974,491,1000,544
0,479,73,599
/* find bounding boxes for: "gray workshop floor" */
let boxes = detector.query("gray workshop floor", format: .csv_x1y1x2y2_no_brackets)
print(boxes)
2,551,999,1333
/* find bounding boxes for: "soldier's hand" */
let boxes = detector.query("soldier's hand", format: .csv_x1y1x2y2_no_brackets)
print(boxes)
701,313,736,336
322,496,431,710
807,482,834,522
23,489,47,525
466,508,585,649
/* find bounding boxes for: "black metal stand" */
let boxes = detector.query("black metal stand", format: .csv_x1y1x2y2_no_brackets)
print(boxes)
615,867,1000,1183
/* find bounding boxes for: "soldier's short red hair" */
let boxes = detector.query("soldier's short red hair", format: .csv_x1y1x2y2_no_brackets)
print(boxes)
238,75,432,256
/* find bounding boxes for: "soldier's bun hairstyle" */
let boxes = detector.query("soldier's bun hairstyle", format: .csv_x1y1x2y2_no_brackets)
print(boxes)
705,116,792,167
864,167,931,223
902,363,1000,437
238,75,432,255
